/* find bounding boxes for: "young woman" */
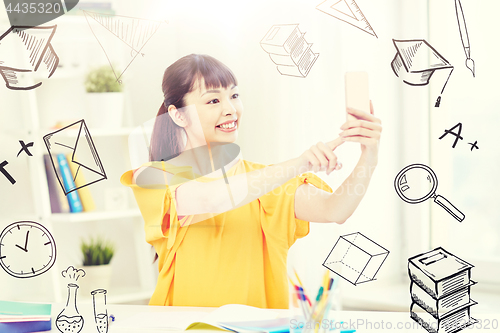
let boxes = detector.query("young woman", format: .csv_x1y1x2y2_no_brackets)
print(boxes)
121,54,382,308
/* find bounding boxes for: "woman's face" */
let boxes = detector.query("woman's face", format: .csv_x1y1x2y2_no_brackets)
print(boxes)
182,78,243,146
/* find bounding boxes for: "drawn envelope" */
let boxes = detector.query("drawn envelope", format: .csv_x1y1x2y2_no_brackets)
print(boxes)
0,25,59,90
43,120,107,195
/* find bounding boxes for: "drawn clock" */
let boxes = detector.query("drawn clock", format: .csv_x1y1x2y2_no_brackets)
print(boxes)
0,221,56,278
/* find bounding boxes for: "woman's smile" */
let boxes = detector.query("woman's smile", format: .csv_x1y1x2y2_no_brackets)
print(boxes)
216,119,238,132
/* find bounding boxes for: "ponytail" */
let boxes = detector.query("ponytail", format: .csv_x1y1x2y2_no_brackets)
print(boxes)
149,102,184,162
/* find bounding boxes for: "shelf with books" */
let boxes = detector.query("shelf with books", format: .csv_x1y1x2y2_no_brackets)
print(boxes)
50,209,141,223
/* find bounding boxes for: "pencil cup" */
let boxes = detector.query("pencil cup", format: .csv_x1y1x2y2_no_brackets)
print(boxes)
289,283,322,333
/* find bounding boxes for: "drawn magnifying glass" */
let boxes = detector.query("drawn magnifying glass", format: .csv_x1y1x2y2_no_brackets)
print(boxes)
394,164,465,222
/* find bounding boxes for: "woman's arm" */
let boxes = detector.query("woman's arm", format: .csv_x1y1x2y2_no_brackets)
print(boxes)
294,103,382,223
133,138,345,221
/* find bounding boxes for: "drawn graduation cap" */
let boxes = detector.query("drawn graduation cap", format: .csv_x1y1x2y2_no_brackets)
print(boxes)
391,39,454,107
0,25,59,90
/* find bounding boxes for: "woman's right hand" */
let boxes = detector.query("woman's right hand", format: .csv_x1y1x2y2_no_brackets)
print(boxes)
298,137,344,176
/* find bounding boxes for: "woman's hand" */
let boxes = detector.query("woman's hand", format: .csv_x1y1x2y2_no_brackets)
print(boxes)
298,137,344,176
340,101,382,164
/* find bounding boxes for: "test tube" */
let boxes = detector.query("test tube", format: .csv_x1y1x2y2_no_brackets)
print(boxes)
91,289,108,333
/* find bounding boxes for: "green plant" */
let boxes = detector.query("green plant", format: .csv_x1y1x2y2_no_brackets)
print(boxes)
84,66,123,93
80,236,115,266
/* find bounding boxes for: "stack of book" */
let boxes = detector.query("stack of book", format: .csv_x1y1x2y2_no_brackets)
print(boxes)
44,153,95,214
0,301,51,332
260,24,319,78
408,247,477,333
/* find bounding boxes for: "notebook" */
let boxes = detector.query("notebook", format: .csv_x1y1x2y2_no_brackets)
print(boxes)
112,304,287,332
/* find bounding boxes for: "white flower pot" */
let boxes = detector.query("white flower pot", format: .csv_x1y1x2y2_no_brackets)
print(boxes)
79,264,112,297
86,92,124,129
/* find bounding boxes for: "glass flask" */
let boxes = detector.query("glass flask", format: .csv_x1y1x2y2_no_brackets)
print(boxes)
56,283,84,333
91,289,109,333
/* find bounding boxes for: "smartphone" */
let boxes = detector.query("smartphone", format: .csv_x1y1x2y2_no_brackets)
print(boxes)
345,71,370,122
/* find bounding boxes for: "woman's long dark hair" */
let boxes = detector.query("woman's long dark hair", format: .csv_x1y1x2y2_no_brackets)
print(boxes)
149,54,238,162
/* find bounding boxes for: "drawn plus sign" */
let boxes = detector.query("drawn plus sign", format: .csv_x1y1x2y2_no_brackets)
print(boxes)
468,141,479,151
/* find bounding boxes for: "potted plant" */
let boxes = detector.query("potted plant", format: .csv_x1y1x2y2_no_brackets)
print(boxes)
85,65,124,129
79,236,115,296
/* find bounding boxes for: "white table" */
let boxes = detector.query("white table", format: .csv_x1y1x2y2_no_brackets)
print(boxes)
41,303,500,332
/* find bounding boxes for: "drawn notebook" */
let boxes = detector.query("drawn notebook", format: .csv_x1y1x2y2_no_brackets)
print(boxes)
408,247,473,299
112,304,286,332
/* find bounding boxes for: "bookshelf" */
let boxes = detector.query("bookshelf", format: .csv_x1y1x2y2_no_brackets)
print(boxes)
7,13,157,305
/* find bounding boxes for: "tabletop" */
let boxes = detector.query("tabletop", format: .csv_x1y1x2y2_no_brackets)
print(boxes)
38,303,500,333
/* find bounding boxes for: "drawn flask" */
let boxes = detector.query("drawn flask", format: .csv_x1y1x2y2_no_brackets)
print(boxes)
91,289,109,333
56,283,84,333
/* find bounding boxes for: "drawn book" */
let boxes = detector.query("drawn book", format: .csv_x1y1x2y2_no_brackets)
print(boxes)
410,301,477,333
408,247,473,299
261,24,319,78
410,280,476,318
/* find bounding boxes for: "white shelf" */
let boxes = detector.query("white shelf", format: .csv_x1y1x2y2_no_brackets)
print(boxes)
42,126,134,137
78,286,154,304
50,209,141,223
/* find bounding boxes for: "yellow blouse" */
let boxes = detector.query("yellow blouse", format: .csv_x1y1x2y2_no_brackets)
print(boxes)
120,159,332,309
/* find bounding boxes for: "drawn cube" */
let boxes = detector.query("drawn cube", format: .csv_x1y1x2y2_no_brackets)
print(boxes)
322,232,389,285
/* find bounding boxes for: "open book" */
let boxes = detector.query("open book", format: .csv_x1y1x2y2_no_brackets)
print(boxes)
112,304,290,332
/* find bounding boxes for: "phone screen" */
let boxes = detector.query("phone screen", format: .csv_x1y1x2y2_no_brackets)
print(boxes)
345,72,369,121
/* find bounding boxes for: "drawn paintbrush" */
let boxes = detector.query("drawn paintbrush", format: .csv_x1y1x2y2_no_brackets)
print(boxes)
455,0,475,77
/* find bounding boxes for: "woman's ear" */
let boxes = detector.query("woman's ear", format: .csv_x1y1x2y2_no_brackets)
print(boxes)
168,105,188,127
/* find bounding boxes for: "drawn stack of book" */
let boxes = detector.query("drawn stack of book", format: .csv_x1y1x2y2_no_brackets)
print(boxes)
408,247,477,333
260,24,319,78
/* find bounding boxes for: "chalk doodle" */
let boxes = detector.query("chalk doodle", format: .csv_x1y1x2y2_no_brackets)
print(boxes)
438,123,478,152
0,25,59,90
391,39,454,107
316,0,377,38
43,119,107,196
394,164,465,222
322,232,389,286
260,24,319,78
0,221,56,278
17,140,34,157
92,289,109,333
408,247,477,333
83,10,164,83
0,160,16,185
455,0,475,77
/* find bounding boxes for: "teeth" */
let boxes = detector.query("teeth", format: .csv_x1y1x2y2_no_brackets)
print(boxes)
219,121,236,129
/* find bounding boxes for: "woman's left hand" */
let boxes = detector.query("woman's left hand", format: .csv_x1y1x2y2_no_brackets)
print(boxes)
339,101,382,164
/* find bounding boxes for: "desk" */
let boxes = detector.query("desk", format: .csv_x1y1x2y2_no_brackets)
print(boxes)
42,303,500,333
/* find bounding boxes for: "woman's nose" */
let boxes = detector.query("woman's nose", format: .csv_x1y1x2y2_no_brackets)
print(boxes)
222,99,237,115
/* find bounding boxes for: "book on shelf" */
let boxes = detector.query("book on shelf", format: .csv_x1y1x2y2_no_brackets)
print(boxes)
66,153,96,212
56,154,83,213
0,300,51,332
43,154,70,214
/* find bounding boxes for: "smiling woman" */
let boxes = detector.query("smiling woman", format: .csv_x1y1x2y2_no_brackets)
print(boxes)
120,54,383,308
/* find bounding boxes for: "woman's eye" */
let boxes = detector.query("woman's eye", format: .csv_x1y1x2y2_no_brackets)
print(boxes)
208,99,219,104
231,93,239,99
